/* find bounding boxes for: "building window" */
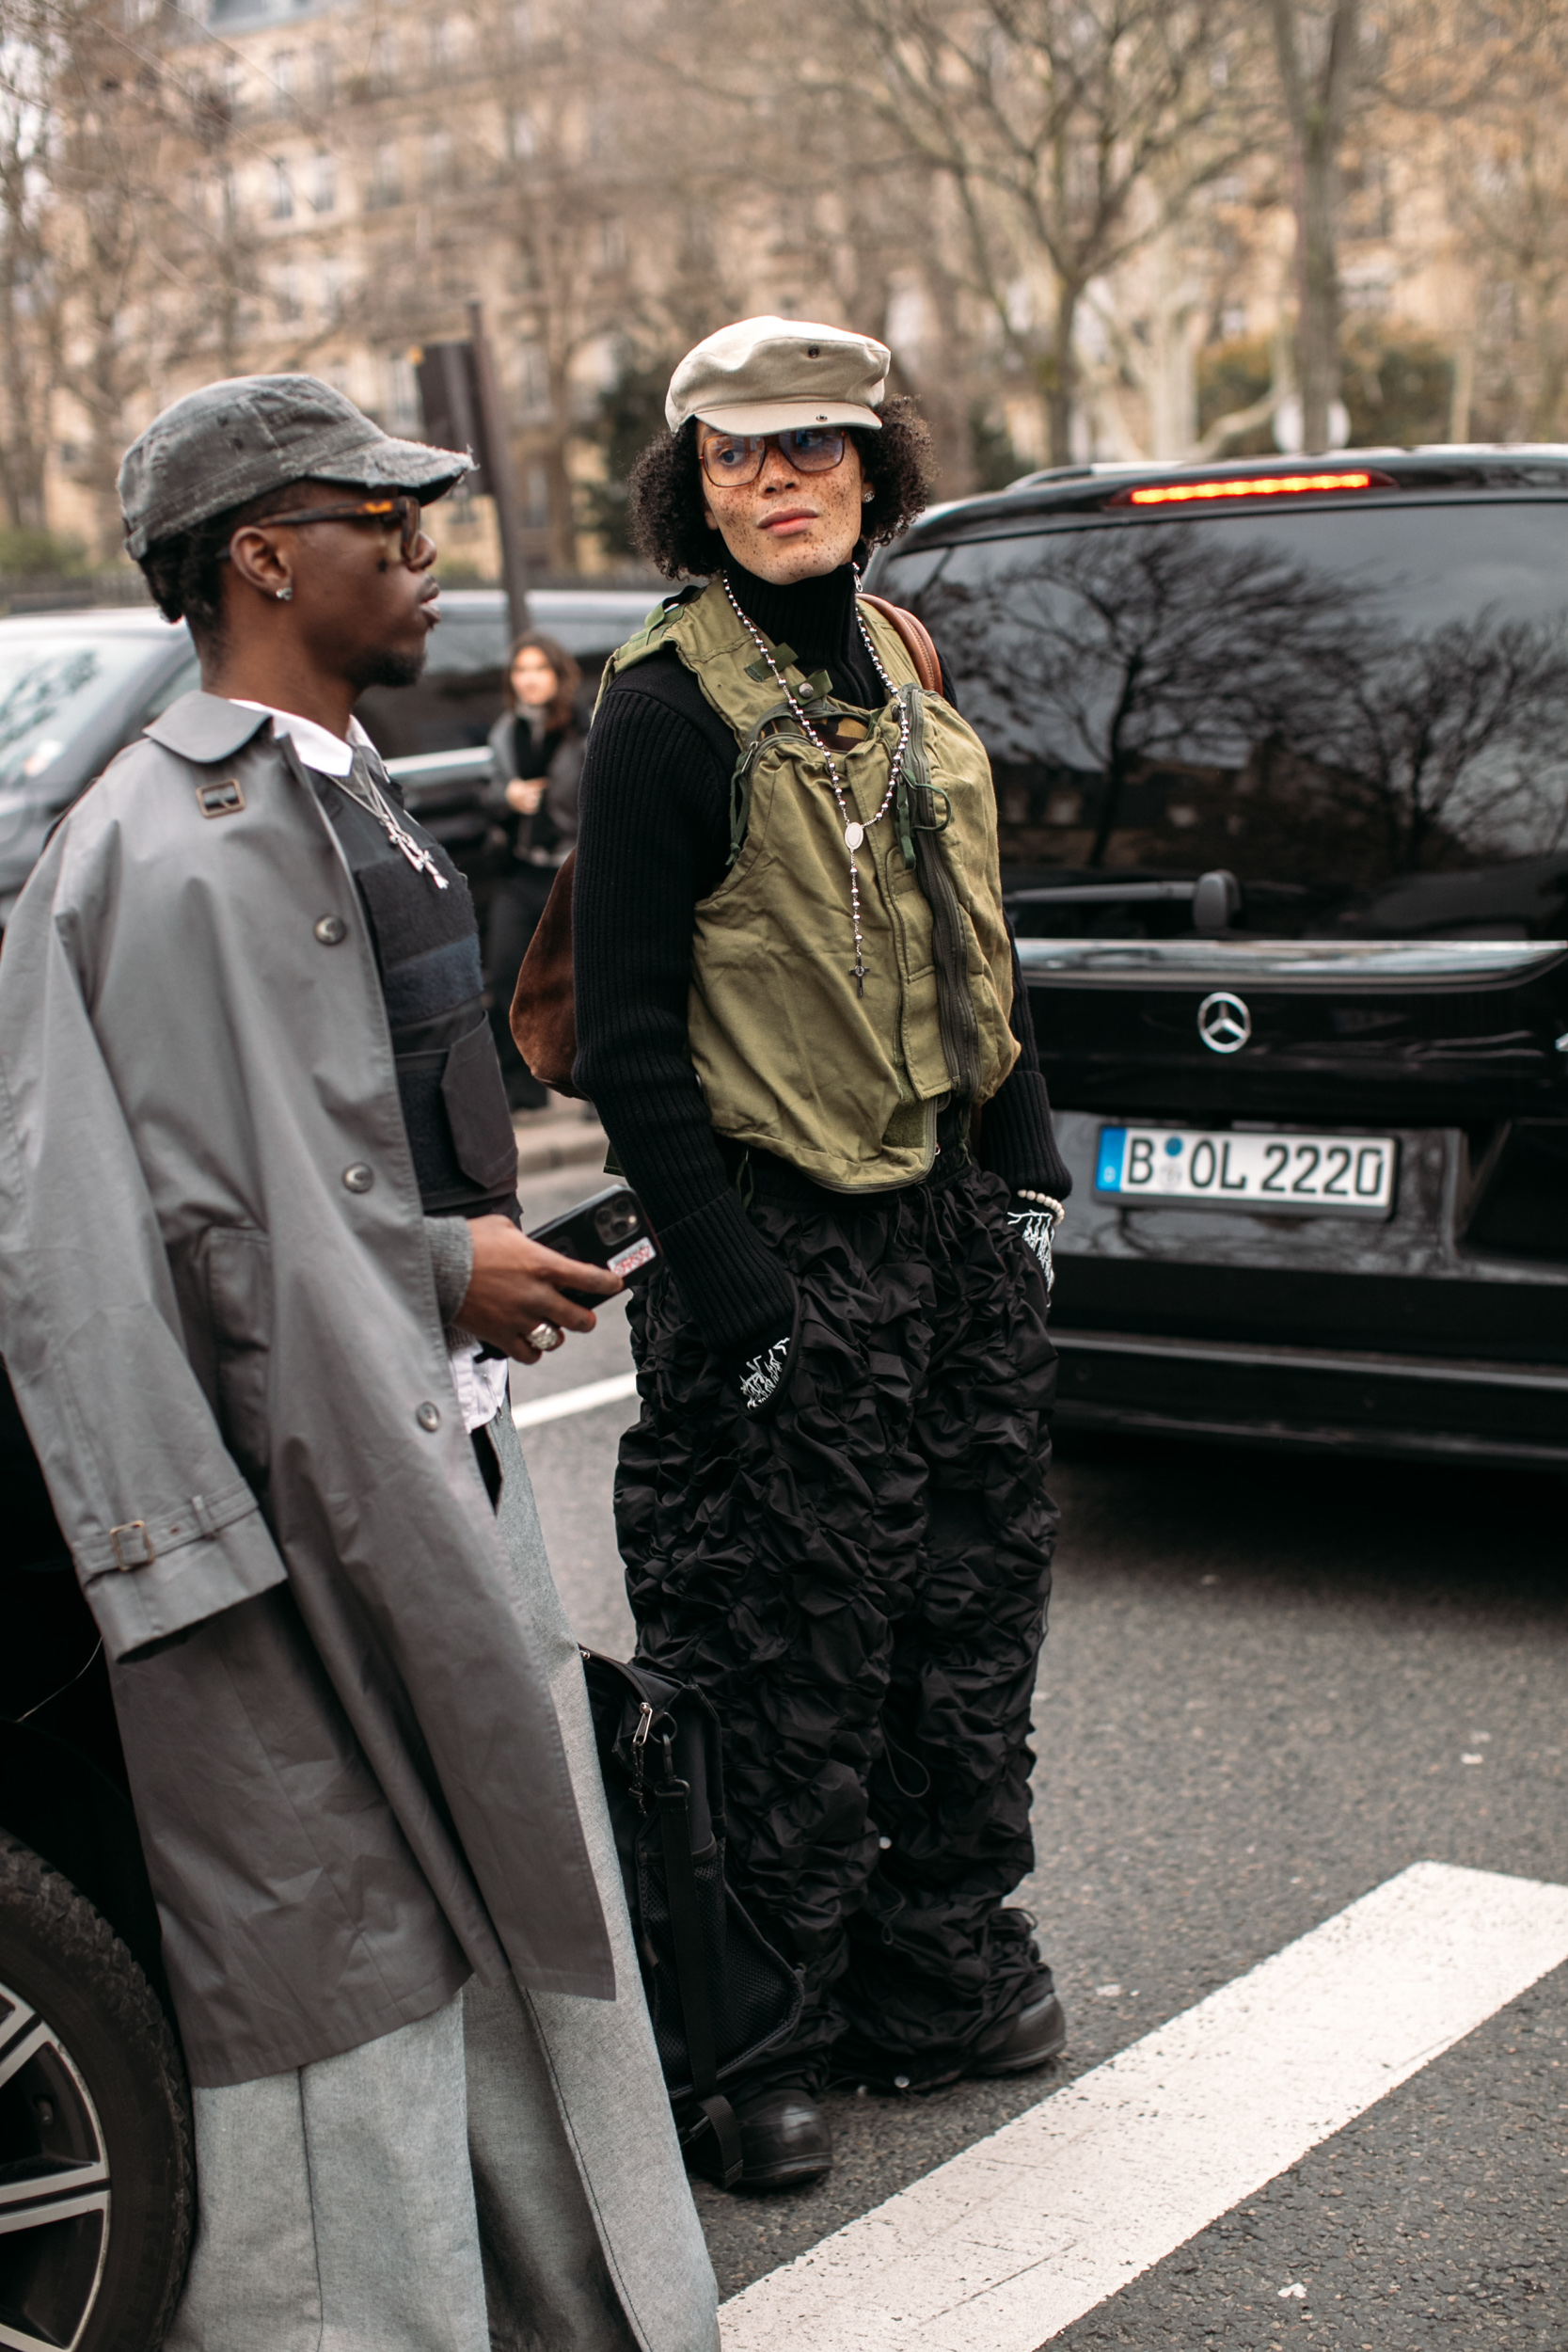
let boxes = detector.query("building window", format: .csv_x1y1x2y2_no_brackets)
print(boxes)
368,141,402,208
367,30,395,95
310,150,335,213
385,349,420,434
598,216,625,272
424,129,455,192
319,260,346,324
270,50,295,110
270,158,293,219
509,108,534,161
311,43,333,105
275,266,301,324
429,17,451,72
524,463,549,528
517,343,550,419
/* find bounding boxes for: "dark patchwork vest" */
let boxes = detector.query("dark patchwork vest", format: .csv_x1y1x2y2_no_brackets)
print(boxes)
315,755,519,1218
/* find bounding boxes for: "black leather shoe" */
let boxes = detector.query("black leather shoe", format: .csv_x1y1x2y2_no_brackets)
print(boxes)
965,1988,1068,2078
688,2088,832,2192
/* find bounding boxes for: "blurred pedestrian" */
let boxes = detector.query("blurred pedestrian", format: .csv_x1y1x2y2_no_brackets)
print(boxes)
486,631,584,1109
572,318,1074,2192
0,374,718,2352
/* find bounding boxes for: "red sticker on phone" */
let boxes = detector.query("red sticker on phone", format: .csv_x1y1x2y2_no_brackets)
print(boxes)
608,1236,656,1276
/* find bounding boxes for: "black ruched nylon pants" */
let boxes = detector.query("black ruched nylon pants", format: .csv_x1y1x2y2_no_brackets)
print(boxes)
616,1149,1058,2093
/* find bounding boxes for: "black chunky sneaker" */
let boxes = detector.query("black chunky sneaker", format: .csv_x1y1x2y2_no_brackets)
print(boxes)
688,2087,833,2192
833,1986,1068,2094
965,1988,1069,2078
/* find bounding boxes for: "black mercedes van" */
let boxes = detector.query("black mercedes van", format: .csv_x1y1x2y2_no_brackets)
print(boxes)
867,451,1568,1469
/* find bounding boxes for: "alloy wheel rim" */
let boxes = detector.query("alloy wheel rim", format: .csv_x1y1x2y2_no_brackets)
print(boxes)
0,1978,112,2352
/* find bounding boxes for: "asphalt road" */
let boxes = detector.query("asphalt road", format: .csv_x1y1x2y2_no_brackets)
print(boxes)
514,1164,1568,2348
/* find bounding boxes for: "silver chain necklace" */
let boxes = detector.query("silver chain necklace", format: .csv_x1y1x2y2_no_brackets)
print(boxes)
722,572,910,996
335,753,450,890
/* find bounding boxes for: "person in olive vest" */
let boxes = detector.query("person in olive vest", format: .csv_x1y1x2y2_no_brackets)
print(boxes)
572,318,1074,2192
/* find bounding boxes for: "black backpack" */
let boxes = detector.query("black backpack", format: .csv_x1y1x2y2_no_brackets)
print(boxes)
582,1651,801,2187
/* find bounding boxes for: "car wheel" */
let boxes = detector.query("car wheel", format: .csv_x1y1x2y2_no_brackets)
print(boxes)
0,1833,193,2352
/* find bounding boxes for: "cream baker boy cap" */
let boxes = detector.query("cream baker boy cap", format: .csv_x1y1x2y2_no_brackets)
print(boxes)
665,315,891,438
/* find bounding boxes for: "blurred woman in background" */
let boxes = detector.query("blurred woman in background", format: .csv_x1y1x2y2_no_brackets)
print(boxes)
486,631,584,1108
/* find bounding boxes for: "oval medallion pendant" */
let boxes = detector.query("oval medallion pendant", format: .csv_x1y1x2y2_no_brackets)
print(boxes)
844,820,865,851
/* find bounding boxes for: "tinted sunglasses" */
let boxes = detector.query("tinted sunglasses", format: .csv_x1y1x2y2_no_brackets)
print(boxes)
226,493,426,562
699,427,847,487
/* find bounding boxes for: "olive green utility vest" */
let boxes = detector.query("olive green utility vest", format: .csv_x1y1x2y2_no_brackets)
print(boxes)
601,580,1018,1190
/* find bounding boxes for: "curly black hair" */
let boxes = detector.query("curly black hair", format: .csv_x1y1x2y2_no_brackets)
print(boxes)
137,477,339,648
627,396,936,580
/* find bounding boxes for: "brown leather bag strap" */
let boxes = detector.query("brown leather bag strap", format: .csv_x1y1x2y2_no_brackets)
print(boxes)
510,849,581,1097
857,593,943,696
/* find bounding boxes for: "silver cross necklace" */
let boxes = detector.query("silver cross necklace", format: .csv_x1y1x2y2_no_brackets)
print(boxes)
335,753,450,890
722,572,910,995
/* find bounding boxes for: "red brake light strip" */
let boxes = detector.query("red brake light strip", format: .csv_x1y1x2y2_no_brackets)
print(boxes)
1113,469,1394,507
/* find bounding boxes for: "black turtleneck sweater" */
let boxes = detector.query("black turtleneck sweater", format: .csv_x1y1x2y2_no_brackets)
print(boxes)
573,559,1069,1360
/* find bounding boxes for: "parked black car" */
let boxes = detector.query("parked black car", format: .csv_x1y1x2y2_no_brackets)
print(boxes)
0,587,655,927
0,581,653,2349
867,450,1568,1470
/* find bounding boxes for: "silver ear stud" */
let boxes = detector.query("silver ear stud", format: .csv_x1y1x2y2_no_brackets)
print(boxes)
277,583,293,601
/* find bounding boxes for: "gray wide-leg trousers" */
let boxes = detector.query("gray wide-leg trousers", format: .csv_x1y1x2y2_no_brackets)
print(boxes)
165,1977,636,2352
164,1406,717,2352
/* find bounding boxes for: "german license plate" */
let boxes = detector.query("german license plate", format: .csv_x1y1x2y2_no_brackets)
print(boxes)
1095,1125,1398,1216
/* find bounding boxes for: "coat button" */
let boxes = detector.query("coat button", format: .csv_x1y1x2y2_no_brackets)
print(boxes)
314,914,347,945
416,1401,441,1431
342,1163,374,1193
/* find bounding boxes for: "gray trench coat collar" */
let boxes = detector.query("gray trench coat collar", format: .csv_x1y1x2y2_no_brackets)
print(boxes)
146,691,274,763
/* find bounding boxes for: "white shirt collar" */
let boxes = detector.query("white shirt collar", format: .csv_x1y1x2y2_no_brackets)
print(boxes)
230,699,373,781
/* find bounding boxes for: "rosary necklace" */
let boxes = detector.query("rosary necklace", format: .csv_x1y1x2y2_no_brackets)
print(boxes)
722,573,910,995
335,755,450,890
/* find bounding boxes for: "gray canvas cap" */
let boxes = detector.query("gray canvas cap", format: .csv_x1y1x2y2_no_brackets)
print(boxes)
119,373,473,559
665,316,889,437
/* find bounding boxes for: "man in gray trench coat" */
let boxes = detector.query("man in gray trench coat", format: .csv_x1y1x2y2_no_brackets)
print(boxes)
0,375,720,2352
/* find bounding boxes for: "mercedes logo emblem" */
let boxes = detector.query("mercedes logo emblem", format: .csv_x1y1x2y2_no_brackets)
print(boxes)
1197,991,1251,1054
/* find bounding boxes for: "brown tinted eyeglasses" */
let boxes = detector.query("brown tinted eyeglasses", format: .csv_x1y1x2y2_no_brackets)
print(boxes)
227,494,426,562
698,427,847,487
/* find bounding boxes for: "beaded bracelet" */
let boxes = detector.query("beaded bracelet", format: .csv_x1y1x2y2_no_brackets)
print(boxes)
1014,1188,1066,1227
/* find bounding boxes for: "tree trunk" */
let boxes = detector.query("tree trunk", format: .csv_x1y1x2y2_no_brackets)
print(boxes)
1271,0,1359,453
1448,318,1475,443
1295,104,1341,449
536,337,577,575
1530,276,1566,439
1046,278,1080,467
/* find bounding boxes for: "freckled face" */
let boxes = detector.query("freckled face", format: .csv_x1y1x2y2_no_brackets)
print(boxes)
698,429,867,585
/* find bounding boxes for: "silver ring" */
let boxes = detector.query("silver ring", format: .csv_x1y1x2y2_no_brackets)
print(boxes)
525,1321,564,1353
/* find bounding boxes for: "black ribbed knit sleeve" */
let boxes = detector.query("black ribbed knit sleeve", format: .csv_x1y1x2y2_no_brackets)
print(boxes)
979,932,1074,1200
572,683,798,1360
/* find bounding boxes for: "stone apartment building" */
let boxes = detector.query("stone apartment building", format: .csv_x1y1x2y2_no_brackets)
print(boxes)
46,0,652,574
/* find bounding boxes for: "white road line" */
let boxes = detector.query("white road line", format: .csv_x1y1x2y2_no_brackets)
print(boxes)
512,1371,638,1430
720,1861,1568,2352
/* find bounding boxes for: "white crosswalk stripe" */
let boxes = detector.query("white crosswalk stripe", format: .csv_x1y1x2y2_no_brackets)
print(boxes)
512,1371,638,1430
719,1861,1568,2352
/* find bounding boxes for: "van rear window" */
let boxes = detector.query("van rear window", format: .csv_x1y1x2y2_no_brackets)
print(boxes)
879,503,1568,941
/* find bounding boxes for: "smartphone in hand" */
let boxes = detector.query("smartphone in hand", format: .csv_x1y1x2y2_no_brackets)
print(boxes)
526,1185,658,1311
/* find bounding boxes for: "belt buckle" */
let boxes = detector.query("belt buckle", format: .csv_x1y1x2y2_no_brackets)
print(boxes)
109,1519,155,1570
